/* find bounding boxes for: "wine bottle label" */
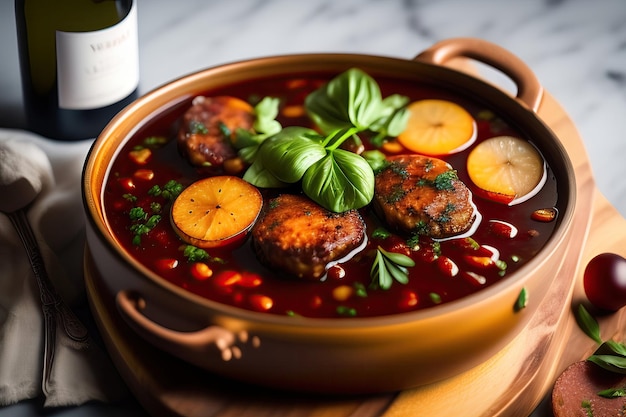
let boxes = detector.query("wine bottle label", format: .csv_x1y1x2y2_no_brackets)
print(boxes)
55,2,139,110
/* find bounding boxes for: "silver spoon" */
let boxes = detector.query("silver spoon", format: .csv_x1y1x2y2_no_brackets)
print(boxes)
0,140,89,397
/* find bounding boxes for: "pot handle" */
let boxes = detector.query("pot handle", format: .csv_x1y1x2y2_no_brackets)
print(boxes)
415,38,543,112
115,290,259,361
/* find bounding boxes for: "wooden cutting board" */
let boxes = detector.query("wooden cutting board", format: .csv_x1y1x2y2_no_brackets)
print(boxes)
84,69,626,417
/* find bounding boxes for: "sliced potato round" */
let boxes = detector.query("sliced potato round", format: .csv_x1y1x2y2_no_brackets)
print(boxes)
466,136,545,204
397,99,476,156
171,176,263,248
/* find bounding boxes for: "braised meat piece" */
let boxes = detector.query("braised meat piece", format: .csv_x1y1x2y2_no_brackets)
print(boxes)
252,194,366,280
177,96,254,170
373,154,476,239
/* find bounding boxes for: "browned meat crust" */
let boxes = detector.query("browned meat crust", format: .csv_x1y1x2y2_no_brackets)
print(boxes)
177,96,254,170
373,154,475,239
251,194,366,280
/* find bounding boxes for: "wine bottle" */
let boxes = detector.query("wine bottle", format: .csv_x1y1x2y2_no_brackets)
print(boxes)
15,0,139,141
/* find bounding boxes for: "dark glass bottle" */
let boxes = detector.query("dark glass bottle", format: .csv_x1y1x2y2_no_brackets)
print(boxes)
15,0,139,140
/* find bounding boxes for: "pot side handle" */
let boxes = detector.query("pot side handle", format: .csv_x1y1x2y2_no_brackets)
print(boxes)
415,37,543,112
115,290,259,361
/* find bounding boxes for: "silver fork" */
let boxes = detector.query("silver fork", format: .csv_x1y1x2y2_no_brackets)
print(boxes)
6,209,89,396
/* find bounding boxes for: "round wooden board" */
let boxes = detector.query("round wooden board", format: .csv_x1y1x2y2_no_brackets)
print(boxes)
84,67,626,417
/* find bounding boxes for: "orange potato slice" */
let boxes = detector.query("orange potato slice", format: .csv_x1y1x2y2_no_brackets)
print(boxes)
466,136,545,204
397,99,476,156
171,176,263,248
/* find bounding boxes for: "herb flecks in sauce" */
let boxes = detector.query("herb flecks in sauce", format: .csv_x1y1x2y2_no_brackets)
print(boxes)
103,69,560,318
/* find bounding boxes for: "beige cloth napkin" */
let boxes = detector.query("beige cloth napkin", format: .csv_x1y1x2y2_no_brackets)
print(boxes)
0,128,128,407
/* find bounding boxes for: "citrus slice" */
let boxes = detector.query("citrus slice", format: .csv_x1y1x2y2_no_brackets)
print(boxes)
466,136,546,205
171,176,263,248
397,99,477,156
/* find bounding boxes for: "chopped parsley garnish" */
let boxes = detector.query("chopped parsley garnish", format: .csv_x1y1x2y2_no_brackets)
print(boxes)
150,202,162,214
413,221,430,236
371,227,392,240
437,203,457,223
416,170,458,191
218,121,231,138
496,259,508,276
432,241,442,257
148,180,184,202
189,120,209,134
129,214,162,246
143,136,168,148
433,170,458,191
353,282,368,298
183,245,210,262
406,234,421,251
129,206,147,222
133,136,168,150
429,292,442,304
181,245,226,264
336,305,357,317
386,186,406,204
389,162,409,179
127,180,183,246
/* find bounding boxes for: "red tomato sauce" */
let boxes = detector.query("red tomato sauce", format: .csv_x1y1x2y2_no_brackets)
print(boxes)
103,73,561,318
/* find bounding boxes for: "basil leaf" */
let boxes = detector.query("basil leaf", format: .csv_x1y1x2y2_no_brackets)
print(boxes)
371,250,392,290
253,96,282,137
514,288,528,311
232,97,282,151
379,247,415,268
595,340,626,357
605,340,626,356
598,387,626,398
238,144,259,163
369,94,410,137
243,158,287,188
384,260,409,285
302,148,375,213
576,304,603,344
305,68,385,134
259,127,326,183
362,149,387,172
588,354,626,374
370,246,413,290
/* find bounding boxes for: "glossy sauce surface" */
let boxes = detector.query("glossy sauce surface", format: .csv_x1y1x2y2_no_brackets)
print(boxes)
103,73,560,318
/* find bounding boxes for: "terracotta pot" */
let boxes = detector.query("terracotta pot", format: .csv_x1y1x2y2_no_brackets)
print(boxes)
82,38,581,394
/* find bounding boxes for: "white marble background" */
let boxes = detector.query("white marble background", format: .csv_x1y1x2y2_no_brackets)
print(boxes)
2,0,626,216
0,0,625,416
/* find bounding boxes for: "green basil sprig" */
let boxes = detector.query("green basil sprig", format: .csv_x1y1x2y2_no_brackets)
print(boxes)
242,68,409,213
233,96,283,163
370,246,415,290
305,68,409,139
576,304,626,374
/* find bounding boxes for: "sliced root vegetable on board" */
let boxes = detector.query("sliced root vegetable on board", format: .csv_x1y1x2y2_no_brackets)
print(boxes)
552,360,626,417
553,304,626,417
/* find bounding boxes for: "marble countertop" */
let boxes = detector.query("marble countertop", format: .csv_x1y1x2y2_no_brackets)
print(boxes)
0,0,625,416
